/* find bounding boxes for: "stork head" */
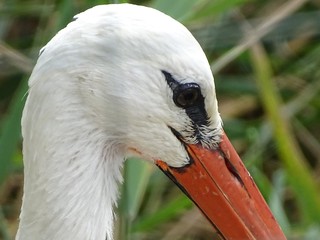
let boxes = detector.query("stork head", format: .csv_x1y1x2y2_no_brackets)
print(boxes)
37,4,221,168
32,4,285,239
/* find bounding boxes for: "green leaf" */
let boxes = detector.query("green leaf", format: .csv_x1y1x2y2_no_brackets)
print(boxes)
122,158,154,220
151,0,200,21
269,170,290,234
0,79,27,185
132,194,192,232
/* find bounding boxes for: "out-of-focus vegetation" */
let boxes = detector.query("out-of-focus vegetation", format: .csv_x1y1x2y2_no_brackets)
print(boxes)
1,0,320,239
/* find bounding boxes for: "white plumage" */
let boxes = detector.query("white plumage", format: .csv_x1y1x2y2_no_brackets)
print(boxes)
17,4,221,240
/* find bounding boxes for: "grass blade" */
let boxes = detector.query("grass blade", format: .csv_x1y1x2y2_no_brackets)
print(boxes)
0,79,27,185
250,43,320,224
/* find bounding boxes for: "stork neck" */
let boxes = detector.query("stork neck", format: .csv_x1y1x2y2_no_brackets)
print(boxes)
17,81,124,240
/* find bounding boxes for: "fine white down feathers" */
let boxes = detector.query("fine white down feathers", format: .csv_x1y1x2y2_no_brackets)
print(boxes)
18,4,222,240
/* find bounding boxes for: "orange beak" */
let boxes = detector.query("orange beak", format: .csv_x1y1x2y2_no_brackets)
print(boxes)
156,131,286,240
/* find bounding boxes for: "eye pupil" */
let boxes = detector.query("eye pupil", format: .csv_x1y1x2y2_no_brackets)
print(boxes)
176,88,200,107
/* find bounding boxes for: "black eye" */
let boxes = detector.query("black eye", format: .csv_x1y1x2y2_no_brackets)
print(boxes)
174,83,201,108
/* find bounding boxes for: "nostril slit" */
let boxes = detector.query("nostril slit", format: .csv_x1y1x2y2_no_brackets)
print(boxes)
219,150,244,187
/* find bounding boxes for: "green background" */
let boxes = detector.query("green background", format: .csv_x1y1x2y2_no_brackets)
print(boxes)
1,0,320,239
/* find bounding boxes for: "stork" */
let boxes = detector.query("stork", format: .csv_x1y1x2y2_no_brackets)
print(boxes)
17,4,286,240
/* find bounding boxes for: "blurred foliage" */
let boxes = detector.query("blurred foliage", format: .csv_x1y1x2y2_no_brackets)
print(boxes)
1,0,320,239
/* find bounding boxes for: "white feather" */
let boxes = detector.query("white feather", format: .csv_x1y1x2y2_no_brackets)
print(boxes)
17,4,221,240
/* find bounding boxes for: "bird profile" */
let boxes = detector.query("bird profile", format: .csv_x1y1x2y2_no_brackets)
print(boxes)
17,4,286,240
